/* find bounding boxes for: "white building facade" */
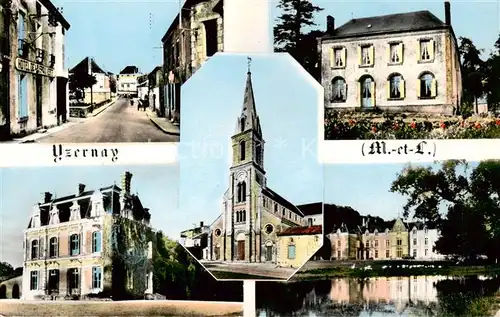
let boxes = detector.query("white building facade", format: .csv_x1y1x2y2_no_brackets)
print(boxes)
319,2,462,115
117,66,140,97
409,225,445,261
1,0,70,139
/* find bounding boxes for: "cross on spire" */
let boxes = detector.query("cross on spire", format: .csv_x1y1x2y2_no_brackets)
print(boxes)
247,56,252,74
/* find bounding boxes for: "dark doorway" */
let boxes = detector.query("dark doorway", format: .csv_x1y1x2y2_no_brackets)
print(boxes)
265,246,272,261
237,240,245,261
48,269,59,294
0,284,6,298
56,77,68,124
35,76,42,127
12,284,19,298
214,246,220,260
204,19,218,57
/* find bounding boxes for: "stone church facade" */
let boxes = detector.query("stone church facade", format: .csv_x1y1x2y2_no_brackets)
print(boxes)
207,69,308,264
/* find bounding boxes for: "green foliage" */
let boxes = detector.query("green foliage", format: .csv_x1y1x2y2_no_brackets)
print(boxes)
0,262,14,278
152,231,243,302
325,110,500,139
68,71,98,100
274,0,324,80
390,160,500,262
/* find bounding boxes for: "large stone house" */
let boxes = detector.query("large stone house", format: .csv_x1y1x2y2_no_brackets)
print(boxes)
117,66,141,97
319,1,462,115
0,0,70,140
22,172,155,300
161,0,223,124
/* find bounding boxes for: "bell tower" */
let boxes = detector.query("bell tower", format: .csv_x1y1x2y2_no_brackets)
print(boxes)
226,57,267,262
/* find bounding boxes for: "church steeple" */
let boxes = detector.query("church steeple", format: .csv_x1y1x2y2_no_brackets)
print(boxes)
235,57,262,137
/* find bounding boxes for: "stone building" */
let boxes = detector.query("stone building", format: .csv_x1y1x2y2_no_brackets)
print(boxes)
161,0,223,124
319,1,462,115
409,223,445,260
328,224,358,260
22,171,155,300
0,275,22,299
276,225,323,268
117,65,141,97
147,66,162,113
0,0,70,140
204,68,322,264
69,57,111,105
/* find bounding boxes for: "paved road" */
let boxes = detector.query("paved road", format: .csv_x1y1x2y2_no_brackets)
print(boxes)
37,98,179,143
201,261,295,280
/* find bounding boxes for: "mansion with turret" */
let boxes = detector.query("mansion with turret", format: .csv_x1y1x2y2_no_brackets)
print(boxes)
21,172,155,300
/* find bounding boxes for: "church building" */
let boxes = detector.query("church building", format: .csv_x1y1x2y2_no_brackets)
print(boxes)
207,65,316,264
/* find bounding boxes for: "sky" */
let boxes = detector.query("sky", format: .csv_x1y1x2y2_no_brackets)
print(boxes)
53,0,180,73
270,0,500,57
0,164,179,267
53,0,498,76
178,53,323,235
324,161,479,221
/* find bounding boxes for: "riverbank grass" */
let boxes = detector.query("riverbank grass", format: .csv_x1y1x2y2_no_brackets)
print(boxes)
294,262,500,280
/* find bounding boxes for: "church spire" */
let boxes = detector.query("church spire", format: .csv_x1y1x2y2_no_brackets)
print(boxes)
235,57,262,136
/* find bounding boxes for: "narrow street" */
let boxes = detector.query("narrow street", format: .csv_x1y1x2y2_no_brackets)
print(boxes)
36,98,179,143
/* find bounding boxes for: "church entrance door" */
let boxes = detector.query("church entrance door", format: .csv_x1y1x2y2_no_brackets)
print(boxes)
214,246,220,260
265,246,273,261
237,240,245,260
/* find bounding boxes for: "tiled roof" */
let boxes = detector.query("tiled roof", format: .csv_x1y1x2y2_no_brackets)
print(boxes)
70,57,107,74
262,187,304,217
278,225,322,236
120,66,139,74
322,10,447,40
296,202,323,216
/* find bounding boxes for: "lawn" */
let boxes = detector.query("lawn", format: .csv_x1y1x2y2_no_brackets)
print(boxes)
293,260,500,280
0,299,243,317
324,109,500,140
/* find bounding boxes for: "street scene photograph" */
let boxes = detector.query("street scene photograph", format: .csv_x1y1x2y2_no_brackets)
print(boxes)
270,0,500,140
178,53,323,281
0,165,243,316
254,160,500,316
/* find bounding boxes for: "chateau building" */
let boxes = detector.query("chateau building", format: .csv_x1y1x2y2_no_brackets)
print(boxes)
22,172,154,300
319,1,462,115
409,223,445,260
161,0,223,124
0,0,71,140
205,68,322,264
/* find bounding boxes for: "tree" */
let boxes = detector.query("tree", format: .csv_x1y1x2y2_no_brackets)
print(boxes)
458,37,485,114
0,262,14,278
274,0,323,80
390,160,500,262
68,71,97,102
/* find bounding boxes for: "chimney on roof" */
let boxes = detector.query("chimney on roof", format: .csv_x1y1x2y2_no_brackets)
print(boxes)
200,221,204,228
121,171,132,195
326,15,335,34
78,184,86,196
444,1,451,25
44,192,53,203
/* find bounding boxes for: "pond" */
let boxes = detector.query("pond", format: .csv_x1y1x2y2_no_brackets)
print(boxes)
256,275,500,317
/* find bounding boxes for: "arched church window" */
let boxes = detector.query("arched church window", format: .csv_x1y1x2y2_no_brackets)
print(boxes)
240,141,246,161
237,181,246,203
242,210,246,222
240,117,246,132
256,142,262,165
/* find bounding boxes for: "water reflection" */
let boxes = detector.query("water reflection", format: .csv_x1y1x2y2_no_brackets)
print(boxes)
256,275,500,317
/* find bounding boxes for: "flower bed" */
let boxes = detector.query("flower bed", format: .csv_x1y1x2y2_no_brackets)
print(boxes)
324,109,500,140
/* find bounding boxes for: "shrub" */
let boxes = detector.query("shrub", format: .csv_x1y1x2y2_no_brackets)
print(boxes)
325,110,500,140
